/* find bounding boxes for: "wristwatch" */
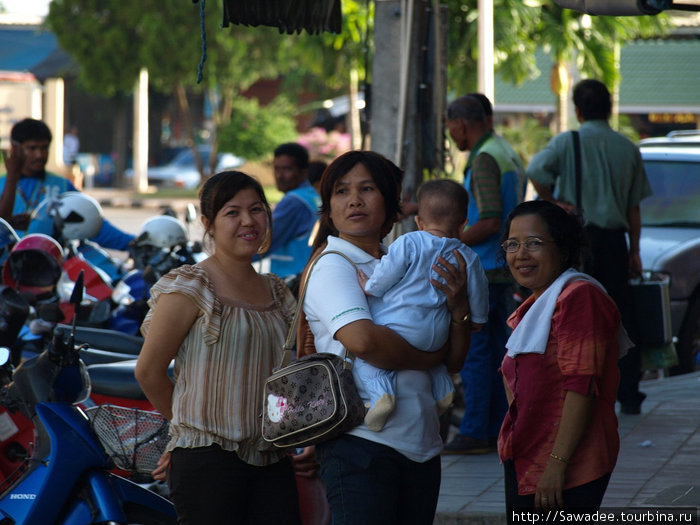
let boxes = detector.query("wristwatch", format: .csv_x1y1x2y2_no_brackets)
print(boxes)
452,312,471,325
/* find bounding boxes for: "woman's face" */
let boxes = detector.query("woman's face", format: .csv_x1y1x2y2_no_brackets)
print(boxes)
329,163,387,244
207,187,268,259
505,213,566,299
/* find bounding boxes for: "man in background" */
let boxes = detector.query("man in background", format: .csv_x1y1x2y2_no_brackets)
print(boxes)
63,125,82,189
443,95,525,454
526,79,652,415
262,142,320,279
0,118,133,250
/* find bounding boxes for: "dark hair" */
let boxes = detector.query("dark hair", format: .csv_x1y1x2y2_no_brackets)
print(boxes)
11,118,52,144
199,170,273,252
446,95,486,123
273,142,309,170
573,79,612,121
315,150,402,249
467,93,493,118
500,200,586,270
417,179,468,230
307,160,327,186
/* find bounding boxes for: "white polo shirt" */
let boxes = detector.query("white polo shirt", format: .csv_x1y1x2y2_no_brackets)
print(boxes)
303,235,443,462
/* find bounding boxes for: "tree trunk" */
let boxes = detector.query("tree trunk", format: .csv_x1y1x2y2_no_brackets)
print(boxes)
348,65,362,150
550,61,570,134
112,95,127,188
174,82,204,180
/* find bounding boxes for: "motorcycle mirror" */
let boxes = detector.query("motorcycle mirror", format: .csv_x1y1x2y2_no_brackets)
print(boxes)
185,203,197,224
68,270,85,347
70,270,84,305
0,347,9,366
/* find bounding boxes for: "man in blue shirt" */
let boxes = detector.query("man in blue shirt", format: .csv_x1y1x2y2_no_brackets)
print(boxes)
262,143,320,279
0,118,134,250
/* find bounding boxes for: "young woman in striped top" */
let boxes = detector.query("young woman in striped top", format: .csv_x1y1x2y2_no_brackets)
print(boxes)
135,171,302,525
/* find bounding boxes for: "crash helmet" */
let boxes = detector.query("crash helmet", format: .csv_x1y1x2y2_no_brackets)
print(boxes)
135,215,188,249
2,233,64,290
0,218,19,267
52,192,104,241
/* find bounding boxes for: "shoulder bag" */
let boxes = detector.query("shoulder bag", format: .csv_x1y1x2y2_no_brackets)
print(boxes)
261,250,366,448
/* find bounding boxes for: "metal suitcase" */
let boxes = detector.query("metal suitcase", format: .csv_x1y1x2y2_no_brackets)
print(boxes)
628,272,673,346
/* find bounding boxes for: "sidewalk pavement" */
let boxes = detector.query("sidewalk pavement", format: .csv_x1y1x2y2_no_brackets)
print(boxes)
85,187,197,213
434,371,700,524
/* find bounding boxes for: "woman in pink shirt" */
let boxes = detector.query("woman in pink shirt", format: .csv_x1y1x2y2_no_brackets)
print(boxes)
498,200,624,520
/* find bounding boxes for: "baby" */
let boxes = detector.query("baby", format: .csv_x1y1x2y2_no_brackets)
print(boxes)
357,178,489,431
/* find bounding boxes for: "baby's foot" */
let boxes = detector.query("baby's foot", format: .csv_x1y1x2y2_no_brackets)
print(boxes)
364,393,395,431
436,391,454,416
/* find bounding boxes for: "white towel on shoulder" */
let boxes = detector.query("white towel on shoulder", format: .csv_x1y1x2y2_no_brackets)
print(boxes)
505,268,632,358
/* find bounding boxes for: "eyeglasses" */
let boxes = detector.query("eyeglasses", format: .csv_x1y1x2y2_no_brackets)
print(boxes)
501,238,551,253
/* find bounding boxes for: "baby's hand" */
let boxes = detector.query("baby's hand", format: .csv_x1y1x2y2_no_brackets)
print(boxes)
357,270,372,296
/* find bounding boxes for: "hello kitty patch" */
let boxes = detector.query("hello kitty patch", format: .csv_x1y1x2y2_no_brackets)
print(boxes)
267,394,288,423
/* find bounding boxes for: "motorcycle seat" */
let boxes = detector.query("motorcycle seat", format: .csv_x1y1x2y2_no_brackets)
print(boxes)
56,324,143,355
87,360,173,400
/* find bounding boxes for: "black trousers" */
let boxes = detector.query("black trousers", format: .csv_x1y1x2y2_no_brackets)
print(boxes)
583,225,642,406
168,445,302,525
504,460,611,524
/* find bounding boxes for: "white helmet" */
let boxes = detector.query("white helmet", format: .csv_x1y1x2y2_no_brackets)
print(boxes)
135,215,188,249
52,192,104,241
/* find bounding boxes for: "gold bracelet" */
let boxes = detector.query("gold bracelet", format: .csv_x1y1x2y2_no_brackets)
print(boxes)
549,453,569,464
451,312,471,325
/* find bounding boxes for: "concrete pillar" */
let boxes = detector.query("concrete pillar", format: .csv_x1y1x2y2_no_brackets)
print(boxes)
44,78,64,174
370,1,403,162
133,67,149,193
372,0,446,241
477,0,494,102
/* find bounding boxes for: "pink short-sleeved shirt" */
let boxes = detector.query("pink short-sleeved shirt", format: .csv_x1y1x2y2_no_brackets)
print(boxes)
498,280,620,495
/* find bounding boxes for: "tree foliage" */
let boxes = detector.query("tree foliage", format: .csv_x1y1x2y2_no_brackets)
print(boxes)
217,96,298,161
447,0,669,128
46,0,320,180
444,0,669,110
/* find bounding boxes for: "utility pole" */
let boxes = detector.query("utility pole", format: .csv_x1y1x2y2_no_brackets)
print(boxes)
371,0,447,239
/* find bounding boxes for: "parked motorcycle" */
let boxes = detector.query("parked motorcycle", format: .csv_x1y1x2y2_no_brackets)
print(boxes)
109,214,203,336
0,272,176,524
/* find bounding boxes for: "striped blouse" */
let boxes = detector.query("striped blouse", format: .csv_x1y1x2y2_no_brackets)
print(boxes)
141,265,297,466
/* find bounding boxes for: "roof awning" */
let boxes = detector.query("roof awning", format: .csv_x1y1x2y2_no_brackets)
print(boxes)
216,0,342,34
29,48,79,81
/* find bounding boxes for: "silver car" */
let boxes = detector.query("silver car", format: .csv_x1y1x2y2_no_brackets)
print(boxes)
638,136,700,374
126,146,245,189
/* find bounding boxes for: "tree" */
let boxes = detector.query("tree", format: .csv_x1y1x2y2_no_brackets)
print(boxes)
444,0,669,131
530,2,669,131
46,0,316,186
283,0,374,149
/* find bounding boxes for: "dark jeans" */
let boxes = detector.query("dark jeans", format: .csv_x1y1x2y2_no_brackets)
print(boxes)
504,460,611,524
584,225,642,406
316,434,441,525
458,281,512,440
168,445,301,525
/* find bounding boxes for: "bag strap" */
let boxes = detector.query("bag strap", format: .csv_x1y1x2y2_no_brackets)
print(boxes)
279,249,360,368
572,130,582,214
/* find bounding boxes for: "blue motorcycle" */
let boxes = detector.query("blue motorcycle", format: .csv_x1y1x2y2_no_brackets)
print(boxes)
0,272,176,524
